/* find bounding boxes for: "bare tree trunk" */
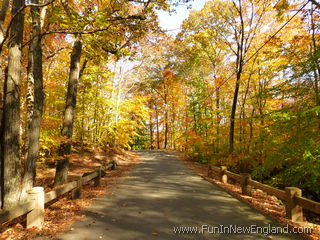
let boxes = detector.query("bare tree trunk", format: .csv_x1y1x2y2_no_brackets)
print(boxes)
184,106,189,152
155,102,160,149
229,0,245,154
54,39,82,187
164,86,168,149
92,95,98,144
171,109,176,149
149,102,154,149
2,0,24,208
215,85,220,153
248,108,255,153
239,110,243,152
0,0,9,209
229,69,242,154
113,71,122,148
22,0,45,198
0,67,7,208
204,106,208,139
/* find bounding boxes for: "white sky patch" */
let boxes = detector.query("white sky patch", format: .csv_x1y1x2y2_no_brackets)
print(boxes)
157,0,207,35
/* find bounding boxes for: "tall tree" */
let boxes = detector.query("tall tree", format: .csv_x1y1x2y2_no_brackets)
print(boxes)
52,0,182,184
54,39,82,186
227,0,269,153
22,0,45,195
0,0,9,208
2,0,24,208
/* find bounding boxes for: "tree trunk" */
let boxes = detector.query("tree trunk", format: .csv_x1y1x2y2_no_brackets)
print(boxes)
22,0,45,198
164,87,168,149
184,106,189,151
215,86,220,153
149,102,154,149
155,102,160,149
229,0,246,154
54,39,82,187
0,0,9,210
0,67,7,208
193,104,197,133
229,12,245,153
92,91,98,144
171,109,176,149
248,108,255,153
229,72,241,154
2,0,24,208
239,110,243,152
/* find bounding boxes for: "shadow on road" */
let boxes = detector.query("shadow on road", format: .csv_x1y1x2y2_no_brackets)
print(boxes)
56,150,307,240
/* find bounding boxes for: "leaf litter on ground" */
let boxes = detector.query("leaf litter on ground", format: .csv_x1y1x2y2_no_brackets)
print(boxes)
172,150,320,240
0,149,139,240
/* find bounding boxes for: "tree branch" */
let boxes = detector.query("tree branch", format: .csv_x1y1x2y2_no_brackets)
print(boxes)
309,0,320,8
0,0,56,52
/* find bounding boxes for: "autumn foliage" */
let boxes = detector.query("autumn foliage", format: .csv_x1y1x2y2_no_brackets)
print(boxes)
132,1,320,203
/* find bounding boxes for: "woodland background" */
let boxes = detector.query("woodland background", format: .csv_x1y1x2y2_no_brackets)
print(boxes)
0,0,319,210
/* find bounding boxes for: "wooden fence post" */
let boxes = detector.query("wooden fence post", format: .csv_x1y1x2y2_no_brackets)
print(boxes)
94,166,102,187
240,173,252,195
285,187,303,222
220,166,228,183
72,176,83,199
27,187,44,229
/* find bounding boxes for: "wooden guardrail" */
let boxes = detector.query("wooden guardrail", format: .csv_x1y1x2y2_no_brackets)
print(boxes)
208,165,320,223
0,163,114,229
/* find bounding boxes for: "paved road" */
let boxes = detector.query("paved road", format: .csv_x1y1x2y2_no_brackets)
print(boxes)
57,151,306,240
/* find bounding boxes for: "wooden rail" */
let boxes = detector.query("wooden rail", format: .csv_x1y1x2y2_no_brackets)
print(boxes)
0,202,35,224
45,181,78,204
225,170,242,182
0,163,115,229
247,179,287,200
208,165,320,223
295,196,320,215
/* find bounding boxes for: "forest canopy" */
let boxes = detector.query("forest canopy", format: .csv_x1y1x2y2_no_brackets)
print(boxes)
131,0,320,201
0,0,319,208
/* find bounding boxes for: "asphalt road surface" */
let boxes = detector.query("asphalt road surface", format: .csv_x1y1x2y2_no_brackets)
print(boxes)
56,150,307,240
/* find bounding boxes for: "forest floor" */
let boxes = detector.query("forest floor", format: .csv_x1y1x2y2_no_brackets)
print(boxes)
171,150,320,240
0,148,139,240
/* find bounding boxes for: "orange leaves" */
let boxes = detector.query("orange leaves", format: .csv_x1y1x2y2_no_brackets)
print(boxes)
163,68,174,81
213,76,224,87
0,150,139,240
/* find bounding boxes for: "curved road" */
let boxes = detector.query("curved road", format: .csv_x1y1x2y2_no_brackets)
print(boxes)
57,151,306,240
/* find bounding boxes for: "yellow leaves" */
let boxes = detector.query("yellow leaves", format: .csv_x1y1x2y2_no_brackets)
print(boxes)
274,0,289,12
59,23,70,29
214,77,224,87
163,68,174,81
